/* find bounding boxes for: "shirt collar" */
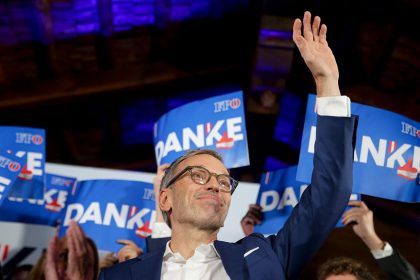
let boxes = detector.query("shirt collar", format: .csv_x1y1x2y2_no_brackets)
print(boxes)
163,240,221,263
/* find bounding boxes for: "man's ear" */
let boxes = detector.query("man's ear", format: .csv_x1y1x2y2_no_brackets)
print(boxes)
159,189,172,212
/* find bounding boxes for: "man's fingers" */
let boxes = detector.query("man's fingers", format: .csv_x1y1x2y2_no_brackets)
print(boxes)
302,11,313,41
292,18,304,47
348,200,369,210
154,163,170,191
248,209,263,221
319,24,327,44
242,214,262,225
46,236,58,263
343,207,365,218
70,220,86,242
117,239,136,246
70,222,86,255
312,16,321,42
241,216,254,225
342,211,363,225
45,236,60,280
158,163,170,174
117,240,142,254
248,204,262,210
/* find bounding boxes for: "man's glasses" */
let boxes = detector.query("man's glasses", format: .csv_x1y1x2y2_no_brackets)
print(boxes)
164,166,238,194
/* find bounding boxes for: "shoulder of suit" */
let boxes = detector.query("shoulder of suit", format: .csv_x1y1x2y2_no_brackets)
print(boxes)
235,232,269,245
102,257,141,273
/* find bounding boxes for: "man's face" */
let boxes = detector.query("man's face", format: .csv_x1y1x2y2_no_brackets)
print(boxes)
164,154,232,231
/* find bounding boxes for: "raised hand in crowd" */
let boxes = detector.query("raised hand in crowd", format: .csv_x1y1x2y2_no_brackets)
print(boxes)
342,200,384,251
342,200,419,280
116,239,143,262
240,204,263,236
99,252,117,271
45,221,98,280
98,240,143,270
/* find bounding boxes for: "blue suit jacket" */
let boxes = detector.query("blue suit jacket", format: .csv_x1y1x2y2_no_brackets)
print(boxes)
99,115,358,280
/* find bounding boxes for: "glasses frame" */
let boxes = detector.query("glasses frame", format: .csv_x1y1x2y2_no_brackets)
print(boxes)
164,165,238,194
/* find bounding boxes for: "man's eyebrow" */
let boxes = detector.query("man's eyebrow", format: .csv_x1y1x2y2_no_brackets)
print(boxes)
193,165,230,175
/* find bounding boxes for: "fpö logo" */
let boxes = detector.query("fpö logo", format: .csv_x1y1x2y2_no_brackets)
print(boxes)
50,176,74,187
63,202,154,239
401,121,420,139
214,98,241,113
15,132,44,145
0,156,21,172
8,161,20,172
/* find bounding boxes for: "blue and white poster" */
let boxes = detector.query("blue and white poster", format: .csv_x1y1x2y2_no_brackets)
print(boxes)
153,91,249,168
0,174,77,226
0,126,46,200
254,166,359,234
297,94,420,202
59,179,156,253
0,150,25,205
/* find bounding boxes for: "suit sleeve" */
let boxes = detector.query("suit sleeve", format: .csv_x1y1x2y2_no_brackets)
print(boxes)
98,269,106,280
376,250,420,280
268,115,357,279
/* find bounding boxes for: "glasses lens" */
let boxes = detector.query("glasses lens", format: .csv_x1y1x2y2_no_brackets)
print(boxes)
217,175,232,191
190,167,209,184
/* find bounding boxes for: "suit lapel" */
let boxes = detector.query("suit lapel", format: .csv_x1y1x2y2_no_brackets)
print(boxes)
130,248,165,280
214,240,247,280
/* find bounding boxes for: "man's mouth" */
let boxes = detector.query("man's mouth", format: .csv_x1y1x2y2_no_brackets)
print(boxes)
196,194,223,205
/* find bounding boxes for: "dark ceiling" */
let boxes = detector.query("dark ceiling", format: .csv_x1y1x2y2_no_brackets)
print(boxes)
0,0,418,178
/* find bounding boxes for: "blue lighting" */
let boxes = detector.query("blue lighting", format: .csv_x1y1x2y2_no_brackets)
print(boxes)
265,156,290,171
51,0,99,39
0,0,249,44
111,1,155,31
260,29,292,40
273,92,304,149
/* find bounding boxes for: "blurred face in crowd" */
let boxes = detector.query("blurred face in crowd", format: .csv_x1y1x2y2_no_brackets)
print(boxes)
326,275,359,280
161,154,232,232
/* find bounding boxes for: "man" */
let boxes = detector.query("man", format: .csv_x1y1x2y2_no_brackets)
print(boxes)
99,11,358,279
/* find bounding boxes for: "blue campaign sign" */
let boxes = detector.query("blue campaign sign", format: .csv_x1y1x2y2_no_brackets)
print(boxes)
254,166,359,234
0,173,77,226
0,150,25,205
297,94,420,202
0,126,46,200
153,91,249,168
59,179,156,253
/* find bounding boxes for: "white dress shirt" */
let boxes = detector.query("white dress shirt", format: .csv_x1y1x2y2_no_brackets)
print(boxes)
371,242,394,259
153,94,351,279
161,241,230,280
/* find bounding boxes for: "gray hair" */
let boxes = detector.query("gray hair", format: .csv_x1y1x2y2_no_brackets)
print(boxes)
160,149,224,228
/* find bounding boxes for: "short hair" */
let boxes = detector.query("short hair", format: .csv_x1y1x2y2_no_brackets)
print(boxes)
317,256,378,280
160,149,224,228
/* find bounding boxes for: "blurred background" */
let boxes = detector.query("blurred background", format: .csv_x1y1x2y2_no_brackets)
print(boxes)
0,0,419,277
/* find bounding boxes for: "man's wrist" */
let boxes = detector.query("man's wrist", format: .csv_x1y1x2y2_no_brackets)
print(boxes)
371,241,393,259
315,78,340,98
316,96,351,117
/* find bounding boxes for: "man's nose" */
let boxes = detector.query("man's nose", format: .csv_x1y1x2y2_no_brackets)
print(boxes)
205,175,220,192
